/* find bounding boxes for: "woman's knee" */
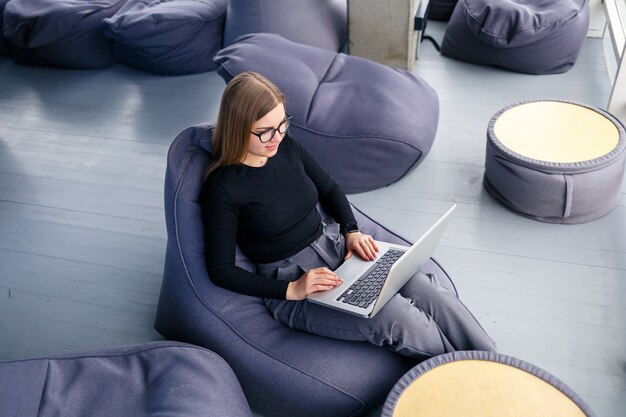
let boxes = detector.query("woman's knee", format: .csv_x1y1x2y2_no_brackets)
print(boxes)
400,272,460,310
372,296,452,355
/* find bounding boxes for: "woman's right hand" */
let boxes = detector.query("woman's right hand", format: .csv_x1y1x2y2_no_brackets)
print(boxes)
286,267,343,300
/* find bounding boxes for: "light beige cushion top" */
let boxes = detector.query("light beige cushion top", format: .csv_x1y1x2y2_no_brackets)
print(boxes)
494,101,619,163
393,359,587,417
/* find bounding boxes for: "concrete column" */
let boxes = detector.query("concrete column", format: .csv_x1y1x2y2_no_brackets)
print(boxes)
348,0,419,70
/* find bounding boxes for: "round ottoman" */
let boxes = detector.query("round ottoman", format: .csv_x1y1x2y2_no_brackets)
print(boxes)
483,100,626,224
102,0,227,75
441,0,589,74
3,0,128,69
382,351,597,417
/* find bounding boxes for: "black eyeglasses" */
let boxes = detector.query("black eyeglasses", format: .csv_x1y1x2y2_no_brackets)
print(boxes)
251,115,292,143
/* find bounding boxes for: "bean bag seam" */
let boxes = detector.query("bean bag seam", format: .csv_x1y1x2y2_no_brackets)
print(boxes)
106,9,227,32
35,359,51,416
492,151,626,176
105,23,213,48
0,342,220,363
483,175,568,223
463,0,585,40
305,52,340,124
293,122,423,151
292,125,425,192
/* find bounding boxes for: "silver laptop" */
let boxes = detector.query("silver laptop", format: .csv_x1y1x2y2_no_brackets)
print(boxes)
307,205,457,318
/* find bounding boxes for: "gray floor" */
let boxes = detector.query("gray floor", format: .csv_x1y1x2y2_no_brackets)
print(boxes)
1,24,625,416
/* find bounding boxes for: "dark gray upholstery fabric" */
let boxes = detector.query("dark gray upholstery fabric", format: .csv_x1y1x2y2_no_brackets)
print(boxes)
441,0,590,74
224,0,347,52
102,0,227,75
428,0,459,21
154,124,458,417
3,0,128,68
0,342,253,417
0,0,11,56
484,100,626,224
213,33,439,194
382,351,598,417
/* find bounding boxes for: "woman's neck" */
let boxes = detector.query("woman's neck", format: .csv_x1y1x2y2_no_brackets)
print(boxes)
241,153,268,167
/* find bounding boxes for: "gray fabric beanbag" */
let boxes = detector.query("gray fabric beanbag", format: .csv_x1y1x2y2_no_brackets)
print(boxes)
213,33,439,194
0,341,253,417
154,123,459,417
441,0,590,74
428,0,459,21
102,0,227,75
484,100,626,224
224,0,347,52
3,0,128,69
0,0,12,56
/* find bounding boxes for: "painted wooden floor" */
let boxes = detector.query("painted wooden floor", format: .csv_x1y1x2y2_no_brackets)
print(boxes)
1,23,624,417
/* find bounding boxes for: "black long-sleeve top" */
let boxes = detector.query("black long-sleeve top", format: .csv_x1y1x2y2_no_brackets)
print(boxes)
201,135,357,300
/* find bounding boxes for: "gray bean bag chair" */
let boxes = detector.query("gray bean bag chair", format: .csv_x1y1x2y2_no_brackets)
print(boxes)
154,123,460,417
224,0,347,52
213,33,439,194
441,0,590,74
3,0,128,69
428,0,459,21
0,0,12,56
102,0,227,75
0,341,253,417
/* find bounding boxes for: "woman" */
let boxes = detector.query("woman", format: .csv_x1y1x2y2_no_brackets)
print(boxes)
202,71,495,357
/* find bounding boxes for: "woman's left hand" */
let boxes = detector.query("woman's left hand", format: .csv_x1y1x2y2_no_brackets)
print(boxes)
345,232,379,261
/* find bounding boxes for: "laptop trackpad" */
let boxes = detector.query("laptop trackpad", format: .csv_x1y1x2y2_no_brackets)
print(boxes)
334,256,373,281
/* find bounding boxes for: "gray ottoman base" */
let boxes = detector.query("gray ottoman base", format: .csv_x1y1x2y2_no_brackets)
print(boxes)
484,100,626,224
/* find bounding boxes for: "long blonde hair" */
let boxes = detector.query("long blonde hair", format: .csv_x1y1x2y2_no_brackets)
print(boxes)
204,72,286,179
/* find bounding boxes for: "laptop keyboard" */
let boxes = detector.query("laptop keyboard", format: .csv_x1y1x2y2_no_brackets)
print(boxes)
336,248,406,310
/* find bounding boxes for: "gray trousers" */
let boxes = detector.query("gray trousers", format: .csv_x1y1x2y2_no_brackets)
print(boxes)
257,224,496,358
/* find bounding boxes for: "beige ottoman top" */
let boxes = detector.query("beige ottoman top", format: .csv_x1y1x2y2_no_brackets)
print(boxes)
493,101,620,163
392,359,588,417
